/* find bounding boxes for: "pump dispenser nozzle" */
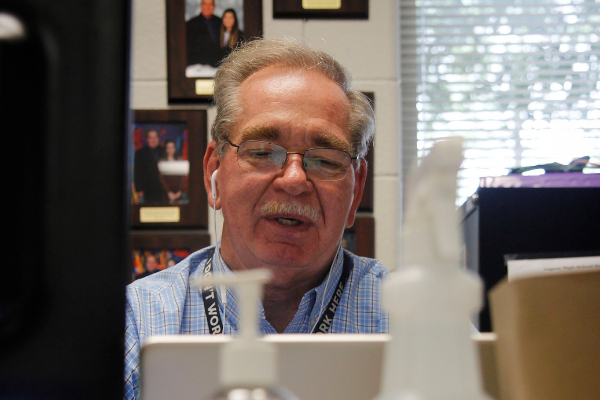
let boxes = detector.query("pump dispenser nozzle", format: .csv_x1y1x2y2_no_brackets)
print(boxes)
194,269,299,400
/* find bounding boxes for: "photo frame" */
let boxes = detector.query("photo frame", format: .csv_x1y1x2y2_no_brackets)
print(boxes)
358,92,374,212
167,0,263,103
342,215,374,258
273,0,368,19
130,230,211,282
358,140,373,211
131,109,208,228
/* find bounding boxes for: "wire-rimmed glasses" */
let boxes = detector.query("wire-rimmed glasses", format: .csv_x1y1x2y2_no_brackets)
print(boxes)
226,139,358,182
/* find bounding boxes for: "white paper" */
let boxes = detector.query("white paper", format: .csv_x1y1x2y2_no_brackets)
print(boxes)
507,255,600,282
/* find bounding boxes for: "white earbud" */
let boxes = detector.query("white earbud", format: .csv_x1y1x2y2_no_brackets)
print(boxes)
211,169,218,206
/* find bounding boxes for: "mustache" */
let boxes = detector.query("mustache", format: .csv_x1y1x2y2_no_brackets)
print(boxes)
260,201,319,223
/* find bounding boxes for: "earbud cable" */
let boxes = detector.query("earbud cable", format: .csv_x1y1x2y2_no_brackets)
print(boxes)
212,170,228,333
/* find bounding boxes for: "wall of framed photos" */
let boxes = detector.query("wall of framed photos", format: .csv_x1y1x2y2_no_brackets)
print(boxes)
129,1,401,273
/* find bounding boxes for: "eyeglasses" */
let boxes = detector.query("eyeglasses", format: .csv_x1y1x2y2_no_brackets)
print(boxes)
225,139,358,182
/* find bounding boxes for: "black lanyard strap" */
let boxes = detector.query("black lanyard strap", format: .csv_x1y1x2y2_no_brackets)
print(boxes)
200,249,352,335
200,249,224,334
311,252,351,333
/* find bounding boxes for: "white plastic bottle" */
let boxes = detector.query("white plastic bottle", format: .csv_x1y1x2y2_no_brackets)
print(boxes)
374,138,491,400
196,269,299,400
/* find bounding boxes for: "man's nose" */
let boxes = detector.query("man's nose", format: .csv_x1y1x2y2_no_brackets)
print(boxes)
273,154,313,195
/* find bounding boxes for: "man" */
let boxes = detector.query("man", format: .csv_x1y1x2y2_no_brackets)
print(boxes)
133,129,166,204
124,38,388,400
186,0,222,67
134,255,159,280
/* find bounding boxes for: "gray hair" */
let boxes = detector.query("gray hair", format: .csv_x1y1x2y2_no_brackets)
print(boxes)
211,37,375,159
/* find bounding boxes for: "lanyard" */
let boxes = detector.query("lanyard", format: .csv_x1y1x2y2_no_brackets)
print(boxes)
311,252,351,333
200,251,224,335
200,249,351,334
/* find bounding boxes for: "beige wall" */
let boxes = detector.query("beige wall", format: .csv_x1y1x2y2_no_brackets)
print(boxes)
130,0,401,270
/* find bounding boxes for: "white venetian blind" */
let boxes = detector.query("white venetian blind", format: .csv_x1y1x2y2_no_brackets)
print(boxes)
400,0,600,206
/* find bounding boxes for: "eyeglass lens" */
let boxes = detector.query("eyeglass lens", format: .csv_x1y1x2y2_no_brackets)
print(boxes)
236,141,352,181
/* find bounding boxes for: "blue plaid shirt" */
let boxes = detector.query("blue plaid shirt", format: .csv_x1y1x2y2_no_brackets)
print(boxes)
124,244,389,400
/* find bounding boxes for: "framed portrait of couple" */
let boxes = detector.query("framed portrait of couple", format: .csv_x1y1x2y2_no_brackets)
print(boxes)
131,109,208,228
166,0,263,102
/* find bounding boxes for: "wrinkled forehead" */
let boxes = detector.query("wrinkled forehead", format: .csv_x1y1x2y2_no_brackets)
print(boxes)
227,71,351,153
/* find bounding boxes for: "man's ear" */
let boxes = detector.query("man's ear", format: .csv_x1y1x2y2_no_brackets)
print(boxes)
203,140,221,209
345,158,368,228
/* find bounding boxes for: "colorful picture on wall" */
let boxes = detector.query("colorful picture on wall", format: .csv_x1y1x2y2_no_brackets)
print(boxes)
130,231,211,282
131,109,208,229
184,0,245,78
132,249,191,281
132,122,189,206
166,0,263,102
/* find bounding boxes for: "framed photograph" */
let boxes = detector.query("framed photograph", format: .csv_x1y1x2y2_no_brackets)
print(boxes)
132,109,208,228
358,92,374,212
130,230,211,282
342,214,374,258
167,0,263,102
358,141,373,211
273,0,368,19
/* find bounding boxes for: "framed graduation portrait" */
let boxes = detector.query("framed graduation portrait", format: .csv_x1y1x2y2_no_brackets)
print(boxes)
131,109,208,228
166,0,263,102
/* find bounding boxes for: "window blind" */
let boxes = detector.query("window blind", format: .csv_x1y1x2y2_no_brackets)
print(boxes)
400,0,600,206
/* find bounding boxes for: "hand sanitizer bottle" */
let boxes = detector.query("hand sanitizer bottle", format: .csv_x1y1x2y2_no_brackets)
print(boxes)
374,138,491,400
199,269,299,400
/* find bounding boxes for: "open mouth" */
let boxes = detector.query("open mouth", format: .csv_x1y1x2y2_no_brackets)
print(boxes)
275,217,302,226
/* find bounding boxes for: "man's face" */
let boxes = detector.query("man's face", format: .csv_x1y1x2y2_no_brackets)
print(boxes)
146,131,159,149
205,66,366,287
200,0,215,18
145,256,158,272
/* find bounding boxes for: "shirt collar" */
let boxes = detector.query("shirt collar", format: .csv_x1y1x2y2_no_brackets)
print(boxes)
210,241,345,333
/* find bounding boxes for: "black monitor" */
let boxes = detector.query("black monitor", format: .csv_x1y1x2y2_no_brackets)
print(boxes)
461,179,600,332
0,1,131,399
